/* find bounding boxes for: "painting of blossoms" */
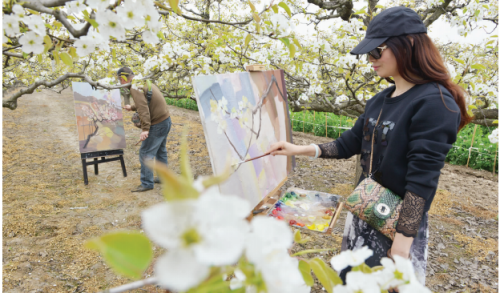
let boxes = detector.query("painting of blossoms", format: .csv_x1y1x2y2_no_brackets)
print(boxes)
192,69,294,208
72,82,126,153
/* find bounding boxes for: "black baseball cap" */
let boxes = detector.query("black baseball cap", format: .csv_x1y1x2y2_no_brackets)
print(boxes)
350,6,427,55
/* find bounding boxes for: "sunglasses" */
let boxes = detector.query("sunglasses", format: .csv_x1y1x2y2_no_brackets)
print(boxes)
368,45,388,59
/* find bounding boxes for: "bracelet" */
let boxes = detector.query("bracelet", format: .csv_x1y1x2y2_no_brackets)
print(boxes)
309,144,320,160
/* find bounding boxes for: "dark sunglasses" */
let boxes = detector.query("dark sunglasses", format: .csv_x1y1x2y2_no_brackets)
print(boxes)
368,45,388,59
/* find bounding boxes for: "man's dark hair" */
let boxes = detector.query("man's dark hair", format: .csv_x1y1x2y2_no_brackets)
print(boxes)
117,67,134,77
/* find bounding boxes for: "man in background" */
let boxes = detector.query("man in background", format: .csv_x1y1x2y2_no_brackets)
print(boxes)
118,67,171,192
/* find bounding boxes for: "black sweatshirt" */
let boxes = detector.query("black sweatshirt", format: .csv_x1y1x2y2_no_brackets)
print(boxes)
322,83,461,213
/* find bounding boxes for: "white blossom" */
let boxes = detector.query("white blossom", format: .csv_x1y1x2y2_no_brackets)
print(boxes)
65,0,86,14
143,30,160,44
333,271,380,293
245,216,293,266
330,246,373,272
3,14,20,36
488,128,498,144
86,0,110,10
142,190,251,291
19,31,44,54
24,15,46,36
95,10,126,40
116,0,146,29
74,36,96,56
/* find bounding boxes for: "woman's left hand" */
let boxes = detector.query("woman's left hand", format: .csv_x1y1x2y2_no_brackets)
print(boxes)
390,233,414,259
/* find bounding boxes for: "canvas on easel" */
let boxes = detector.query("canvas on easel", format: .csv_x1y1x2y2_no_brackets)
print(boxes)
192,69,295,209
72,82,126,153
72,82,127,185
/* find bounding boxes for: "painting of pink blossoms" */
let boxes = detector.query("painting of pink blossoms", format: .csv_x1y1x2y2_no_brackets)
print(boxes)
72,82,126,153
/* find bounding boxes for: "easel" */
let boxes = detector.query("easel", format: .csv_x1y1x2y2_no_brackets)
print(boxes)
81,149,127,185
245,64,344,234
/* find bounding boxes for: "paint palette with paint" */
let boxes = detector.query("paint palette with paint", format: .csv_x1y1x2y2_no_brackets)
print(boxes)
267,187,342,233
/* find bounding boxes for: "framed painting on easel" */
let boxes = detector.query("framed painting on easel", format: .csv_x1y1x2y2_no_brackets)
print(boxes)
192,69,295,209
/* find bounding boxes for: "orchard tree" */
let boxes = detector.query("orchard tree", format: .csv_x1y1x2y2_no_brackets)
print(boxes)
2,0,498,124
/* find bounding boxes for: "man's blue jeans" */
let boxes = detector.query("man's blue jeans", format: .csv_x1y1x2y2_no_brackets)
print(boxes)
139,117,171,188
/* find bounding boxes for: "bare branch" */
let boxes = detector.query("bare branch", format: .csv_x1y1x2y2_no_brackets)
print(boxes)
3,51,24,58
98,277,157,293
3,73,133,110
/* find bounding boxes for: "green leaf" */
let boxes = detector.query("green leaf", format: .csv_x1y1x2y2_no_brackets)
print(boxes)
85,231,152,279
180,127,194,184
278,2,291,17
157,31,165,40
53,51,60,66
245,34,251,47
202,164,231,189
146,159,199,201
468,105,478,110
298,260,314,286
22,52,28,59
471,64,486,70
248,1,256,12
252,13,261,23
279,37,290,48
375,4,384,9
60,52,73,66
451,57,465,65
289,43,296,58
168,0,182,15
292,248,334,256
353,8,366,15
271,4,279,13
84,16,99,28
37,54,42,62
293,38,302,50
309,258,335,292
351,263,372,273
69,46,78,58
293,229,311,244
43,35,53,53
493,120,498,125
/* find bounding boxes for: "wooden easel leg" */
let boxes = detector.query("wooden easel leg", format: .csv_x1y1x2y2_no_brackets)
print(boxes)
94,158,98,175
120,155,127,177
82,159,89,185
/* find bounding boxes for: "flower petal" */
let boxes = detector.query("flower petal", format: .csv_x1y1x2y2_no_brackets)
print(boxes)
155,250,210,292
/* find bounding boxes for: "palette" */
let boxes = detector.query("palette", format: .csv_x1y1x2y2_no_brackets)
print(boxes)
267,187,343,233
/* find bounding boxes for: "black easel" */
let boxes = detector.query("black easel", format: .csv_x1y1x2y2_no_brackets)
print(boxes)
81,149,127,185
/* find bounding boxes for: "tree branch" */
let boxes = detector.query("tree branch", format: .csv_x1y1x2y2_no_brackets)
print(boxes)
3,73,134,110
98,277,157,293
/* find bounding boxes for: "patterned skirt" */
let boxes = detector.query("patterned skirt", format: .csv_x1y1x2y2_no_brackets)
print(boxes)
339,211,429,285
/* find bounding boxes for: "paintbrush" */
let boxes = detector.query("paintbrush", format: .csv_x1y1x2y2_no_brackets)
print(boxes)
135,140,142,146
232,148,282,167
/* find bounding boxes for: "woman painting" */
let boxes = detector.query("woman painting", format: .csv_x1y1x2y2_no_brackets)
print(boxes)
268,6,471,284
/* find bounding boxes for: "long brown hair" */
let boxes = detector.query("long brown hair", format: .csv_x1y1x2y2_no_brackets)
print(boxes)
384,33,472,130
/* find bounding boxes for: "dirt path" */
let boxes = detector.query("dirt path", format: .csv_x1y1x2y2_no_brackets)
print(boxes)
3,88,498,292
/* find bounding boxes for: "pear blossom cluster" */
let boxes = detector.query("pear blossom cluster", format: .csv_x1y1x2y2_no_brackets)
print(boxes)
330,246,431,293
141,179,309,292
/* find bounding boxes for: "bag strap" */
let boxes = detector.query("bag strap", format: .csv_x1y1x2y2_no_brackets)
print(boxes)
368,103,384,176
145,80,153,105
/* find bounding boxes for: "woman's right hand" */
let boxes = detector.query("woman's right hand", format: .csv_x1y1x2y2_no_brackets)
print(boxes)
268,141,317,157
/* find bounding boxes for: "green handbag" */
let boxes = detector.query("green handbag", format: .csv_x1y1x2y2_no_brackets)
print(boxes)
344,105,403,241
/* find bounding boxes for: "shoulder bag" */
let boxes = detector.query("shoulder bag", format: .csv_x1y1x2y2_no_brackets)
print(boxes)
344,103,403,241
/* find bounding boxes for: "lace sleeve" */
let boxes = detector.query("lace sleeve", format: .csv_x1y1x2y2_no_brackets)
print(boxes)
318,141,340,159
396,191,426,238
